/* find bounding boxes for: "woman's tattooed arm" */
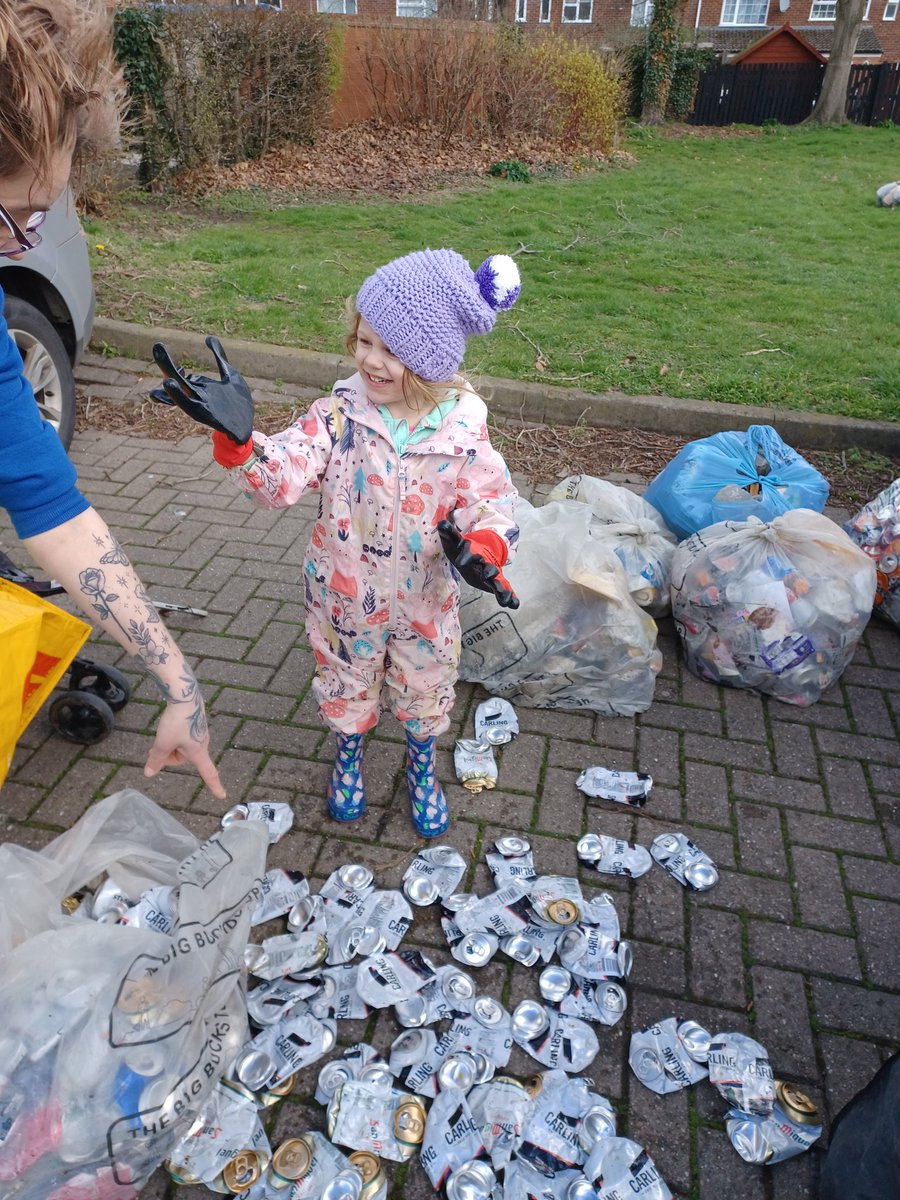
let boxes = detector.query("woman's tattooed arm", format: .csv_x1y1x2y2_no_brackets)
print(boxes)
23,507,224,795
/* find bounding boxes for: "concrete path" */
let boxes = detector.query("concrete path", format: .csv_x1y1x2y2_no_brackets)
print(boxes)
1,352,897,1200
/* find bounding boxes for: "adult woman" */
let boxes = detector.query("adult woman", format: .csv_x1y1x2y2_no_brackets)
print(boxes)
1,0,224,798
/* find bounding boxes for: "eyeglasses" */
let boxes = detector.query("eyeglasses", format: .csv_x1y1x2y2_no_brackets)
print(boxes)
0,203,46,257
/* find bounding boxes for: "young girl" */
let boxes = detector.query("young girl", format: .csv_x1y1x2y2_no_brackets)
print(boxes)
151,248,522,837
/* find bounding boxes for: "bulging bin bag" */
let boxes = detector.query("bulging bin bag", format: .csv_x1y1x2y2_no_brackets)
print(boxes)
546,474,677,618
644,425,829,541
844,477,900,628
458,499,662,715
671,510,876,707
0,789,268,1198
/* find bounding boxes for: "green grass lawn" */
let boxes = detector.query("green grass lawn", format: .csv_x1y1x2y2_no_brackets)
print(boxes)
86,123,900,422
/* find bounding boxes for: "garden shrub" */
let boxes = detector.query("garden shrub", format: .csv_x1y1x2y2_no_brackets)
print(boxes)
114,6,336,185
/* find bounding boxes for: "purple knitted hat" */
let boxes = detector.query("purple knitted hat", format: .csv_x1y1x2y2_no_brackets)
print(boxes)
356,248,521,382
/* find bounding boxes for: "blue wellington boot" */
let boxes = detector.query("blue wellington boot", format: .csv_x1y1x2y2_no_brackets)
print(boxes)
405,731,450,838
327,733,366,822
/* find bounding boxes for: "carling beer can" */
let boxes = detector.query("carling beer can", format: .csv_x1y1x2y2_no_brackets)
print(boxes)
467,1075,533,1170
252,869,310,925
583,1136,673,1199
628,1018,709,1095
650,832,718,891
575,768,653,807
419,1088,485,1189
725,1080,822,1165
707,1031,775,1116
221,801,294,843
474,697,519,745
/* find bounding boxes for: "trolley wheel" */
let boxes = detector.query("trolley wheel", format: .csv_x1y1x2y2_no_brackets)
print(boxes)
67,661,131,712
48,690,116,744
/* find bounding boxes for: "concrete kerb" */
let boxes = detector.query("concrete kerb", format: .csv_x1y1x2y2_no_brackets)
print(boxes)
91,317,900,455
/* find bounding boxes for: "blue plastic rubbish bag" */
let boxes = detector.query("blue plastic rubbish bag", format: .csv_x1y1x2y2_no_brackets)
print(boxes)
644,426,829,541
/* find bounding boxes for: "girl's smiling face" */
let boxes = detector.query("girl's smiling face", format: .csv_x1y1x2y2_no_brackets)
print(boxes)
354,316,409,412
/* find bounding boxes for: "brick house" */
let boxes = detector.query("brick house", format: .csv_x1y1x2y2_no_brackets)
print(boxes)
202,0,900,61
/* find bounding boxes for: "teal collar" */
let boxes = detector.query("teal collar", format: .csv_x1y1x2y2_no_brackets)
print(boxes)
377,393,458,455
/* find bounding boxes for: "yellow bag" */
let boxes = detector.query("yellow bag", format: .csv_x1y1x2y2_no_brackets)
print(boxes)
0,578,91,788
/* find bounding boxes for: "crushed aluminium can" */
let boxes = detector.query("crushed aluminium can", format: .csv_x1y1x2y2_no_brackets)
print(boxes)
725,1081,822,1165
576,834,652,880
628,1018,710,1095
221,801,294,843
348,1151,388,1200
474,697,519,745
650,832,719,891
529,877,584,927
454,740,499,792
708,1031,776,1116
355,949,437,1008
327,1080,426,1162
251,869,310,925
467,1075,533,1170
583,1136,673,1200
420,1088,485,1189
575,767,653,807
402,846,468,906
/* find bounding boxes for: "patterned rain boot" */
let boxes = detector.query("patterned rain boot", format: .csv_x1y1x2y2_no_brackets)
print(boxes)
327,733,366,822
405,731,450,838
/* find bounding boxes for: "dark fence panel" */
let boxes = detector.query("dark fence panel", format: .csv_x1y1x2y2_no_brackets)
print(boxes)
691,59,900,127
690,62,825,126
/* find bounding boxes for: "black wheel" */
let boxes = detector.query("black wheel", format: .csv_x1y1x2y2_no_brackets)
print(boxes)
68,660,131,712
48,690,115,744
4,295,76,450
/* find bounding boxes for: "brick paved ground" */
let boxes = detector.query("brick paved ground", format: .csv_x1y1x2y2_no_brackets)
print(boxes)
1,355,898,1199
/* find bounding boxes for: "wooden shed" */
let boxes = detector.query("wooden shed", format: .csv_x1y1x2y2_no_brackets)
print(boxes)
731,24,827,65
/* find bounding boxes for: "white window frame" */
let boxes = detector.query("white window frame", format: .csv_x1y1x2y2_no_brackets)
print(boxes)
885,0,899,19
562,0,593,22
516,0,528,20
540,0,551,19
317,0,355,11
809,0,837,19
631,0,654,24
719,0,769,26
396,0,437,14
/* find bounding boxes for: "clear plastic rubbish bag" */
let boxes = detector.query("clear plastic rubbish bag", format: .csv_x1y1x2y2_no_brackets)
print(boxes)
546,474,677,617
844,477,900,628
644,425,829,541
0,789,268,1199
671,510,876,706
458,499,662,715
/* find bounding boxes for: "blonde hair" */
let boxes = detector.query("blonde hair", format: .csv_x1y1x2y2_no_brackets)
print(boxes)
345,306,456,414
0,0,123,187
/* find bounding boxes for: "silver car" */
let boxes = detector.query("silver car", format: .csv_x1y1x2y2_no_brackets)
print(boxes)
0,188,94,450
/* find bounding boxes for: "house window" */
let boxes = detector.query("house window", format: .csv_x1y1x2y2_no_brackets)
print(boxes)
562,0,593,20
719,0,769,24
809,0,836,18
516,0,527,19
540,0,551,19
631,0,654,23
318,0,356,11
396,0,437,15
886,0,899,18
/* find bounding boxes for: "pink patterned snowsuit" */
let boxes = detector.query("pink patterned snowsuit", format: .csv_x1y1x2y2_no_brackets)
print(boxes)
228,373,519,737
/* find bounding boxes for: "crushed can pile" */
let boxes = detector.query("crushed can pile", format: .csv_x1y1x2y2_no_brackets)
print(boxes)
149,763,818,1199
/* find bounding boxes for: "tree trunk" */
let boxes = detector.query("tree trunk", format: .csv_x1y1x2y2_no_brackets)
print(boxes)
807,0,867,124
640,0,686,125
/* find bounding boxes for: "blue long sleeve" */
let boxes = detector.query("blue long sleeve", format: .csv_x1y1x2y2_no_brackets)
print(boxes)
0,284,88,539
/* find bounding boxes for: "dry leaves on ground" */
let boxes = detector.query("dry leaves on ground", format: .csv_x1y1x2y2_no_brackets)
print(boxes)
173,121,624,200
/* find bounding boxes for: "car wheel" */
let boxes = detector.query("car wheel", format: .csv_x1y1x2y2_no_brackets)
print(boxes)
4,296,76,450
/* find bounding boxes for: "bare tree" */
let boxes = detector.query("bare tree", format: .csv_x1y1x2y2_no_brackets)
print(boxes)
807,0,867,124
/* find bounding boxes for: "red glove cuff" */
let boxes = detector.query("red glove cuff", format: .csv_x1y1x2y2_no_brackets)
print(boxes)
212,430,254,468
465,529,508,569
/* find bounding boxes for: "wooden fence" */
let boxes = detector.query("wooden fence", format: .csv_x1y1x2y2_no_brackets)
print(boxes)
689,60,900,127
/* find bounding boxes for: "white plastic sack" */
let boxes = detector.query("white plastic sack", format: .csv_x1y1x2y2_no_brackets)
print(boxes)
876,181,900,207
546,474,677,617
458,499,662,714
844,477,900,628
0,789,268,1198
671,511,876,706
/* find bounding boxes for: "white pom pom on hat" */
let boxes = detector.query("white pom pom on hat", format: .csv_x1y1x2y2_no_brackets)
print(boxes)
356,247,522,382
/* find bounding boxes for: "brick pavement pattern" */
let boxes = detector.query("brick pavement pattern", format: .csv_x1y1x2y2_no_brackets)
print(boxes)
1,355,898,1200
